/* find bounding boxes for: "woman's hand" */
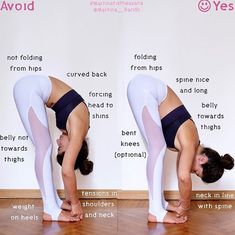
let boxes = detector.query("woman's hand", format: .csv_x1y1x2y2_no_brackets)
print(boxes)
71,200,83,220
175,200,190,220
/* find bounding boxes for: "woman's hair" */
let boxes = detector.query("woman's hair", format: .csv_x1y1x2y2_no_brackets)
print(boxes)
57,140,93,175
201,147,234,183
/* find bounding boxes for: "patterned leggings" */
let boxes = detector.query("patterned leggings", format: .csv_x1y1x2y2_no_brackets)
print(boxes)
13,75,62,220
127,74,168,221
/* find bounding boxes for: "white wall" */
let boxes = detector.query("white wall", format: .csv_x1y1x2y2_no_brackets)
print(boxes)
0,0,234,191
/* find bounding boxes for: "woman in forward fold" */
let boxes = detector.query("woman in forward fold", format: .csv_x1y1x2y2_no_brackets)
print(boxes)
13,75,93,222
127,74,234,224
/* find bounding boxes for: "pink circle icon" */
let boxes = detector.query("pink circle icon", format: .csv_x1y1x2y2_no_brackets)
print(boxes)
198,0,211,12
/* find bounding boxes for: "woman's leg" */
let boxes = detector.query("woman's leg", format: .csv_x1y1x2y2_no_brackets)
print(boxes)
127,75,173,222
13,76,70,221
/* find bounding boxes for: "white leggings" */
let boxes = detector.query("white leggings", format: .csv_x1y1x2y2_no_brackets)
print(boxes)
13,75,62,220
127,74,168,222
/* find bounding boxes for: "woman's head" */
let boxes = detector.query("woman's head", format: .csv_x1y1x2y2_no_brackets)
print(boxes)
57,138,93,175
56,132,69,154
200,147,234,183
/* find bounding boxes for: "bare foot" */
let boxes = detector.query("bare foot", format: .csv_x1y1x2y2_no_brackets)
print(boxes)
166,202,178,212
148,211,187,224
43,210,79,222
61,200,72,211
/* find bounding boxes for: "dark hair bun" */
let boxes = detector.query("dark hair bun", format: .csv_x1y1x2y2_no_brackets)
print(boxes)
79,159,93,175
220,154,234,170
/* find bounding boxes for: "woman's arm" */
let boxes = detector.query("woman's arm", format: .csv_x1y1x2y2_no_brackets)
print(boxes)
176,143,197,219
61,117,86,217
61,134,82,205
175,120,199,216
177,147,194,209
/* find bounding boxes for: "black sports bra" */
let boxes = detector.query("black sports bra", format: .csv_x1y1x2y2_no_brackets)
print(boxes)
51,89,84,130
161,105,191,149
